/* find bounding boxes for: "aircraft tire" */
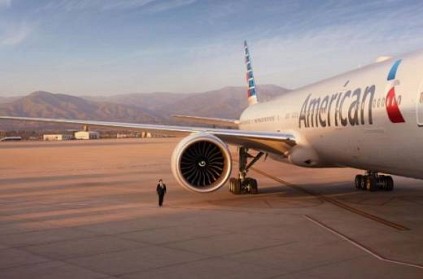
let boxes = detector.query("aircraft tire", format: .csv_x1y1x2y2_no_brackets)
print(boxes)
250,179,258,194
229,178,236,193
386,176,394,191
366,177,376,192
360,176,367,190
232,178,241,194
355,175,363,190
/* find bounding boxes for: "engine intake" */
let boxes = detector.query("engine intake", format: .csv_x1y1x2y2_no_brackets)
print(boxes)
171,133,232,193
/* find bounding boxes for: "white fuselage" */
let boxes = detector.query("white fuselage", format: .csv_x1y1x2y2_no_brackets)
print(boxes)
239,50,423,179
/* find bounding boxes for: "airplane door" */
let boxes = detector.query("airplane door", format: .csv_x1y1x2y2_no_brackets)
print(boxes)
418,82,423,127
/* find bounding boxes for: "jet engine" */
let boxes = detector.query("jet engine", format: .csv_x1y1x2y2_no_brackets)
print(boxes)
171,133,232,193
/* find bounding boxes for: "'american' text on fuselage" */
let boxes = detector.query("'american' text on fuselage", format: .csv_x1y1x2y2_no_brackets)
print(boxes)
299,85,375,128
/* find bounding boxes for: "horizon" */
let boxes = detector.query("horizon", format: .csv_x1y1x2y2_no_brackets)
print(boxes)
1,1,423,96
0,83,289,98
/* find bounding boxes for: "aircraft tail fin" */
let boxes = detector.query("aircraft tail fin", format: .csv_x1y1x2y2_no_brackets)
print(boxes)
244,40,258,106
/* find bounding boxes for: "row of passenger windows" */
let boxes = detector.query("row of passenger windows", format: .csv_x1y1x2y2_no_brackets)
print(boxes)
374,96,402,108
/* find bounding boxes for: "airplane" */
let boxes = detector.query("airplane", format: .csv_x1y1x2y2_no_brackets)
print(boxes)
2,41,423,194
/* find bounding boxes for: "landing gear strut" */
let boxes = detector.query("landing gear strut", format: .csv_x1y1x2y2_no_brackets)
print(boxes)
355,171,394,191
229,147,264,194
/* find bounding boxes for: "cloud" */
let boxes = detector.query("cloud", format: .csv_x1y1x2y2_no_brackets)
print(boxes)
102,0,156,10
43,0,195,12
43,0,154,11
0,22,32,46
144,0,196,13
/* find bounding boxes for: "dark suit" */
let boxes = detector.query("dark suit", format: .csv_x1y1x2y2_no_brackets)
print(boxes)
156,183,167,206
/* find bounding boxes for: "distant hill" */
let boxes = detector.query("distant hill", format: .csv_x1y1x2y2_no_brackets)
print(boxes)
87,85,290,121
0,91,162,130
161,85,289,120
0,85,290,131
85,92,191,112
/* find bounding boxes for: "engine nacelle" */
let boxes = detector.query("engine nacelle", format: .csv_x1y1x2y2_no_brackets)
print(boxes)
171,133,232,193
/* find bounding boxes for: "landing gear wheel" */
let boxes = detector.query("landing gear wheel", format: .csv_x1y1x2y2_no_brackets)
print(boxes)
229,178,234,192
229,178,241,194
360,177,367,190
386,176,394,191
228,147,264,195
355,175,363,190
355,171,395,192
250,179,258,194
244,178,258,194
366,176,376,192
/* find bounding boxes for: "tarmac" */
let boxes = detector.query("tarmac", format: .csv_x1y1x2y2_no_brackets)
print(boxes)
0,138,422,279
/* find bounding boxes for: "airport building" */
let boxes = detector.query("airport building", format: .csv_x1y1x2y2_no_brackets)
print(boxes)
116,132,152,138
141,132,152,138
117,133,138,139
75,131,100,140
43,134,73,141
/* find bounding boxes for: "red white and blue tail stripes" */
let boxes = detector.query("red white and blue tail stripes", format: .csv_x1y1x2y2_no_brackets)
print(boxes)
244,41,258,106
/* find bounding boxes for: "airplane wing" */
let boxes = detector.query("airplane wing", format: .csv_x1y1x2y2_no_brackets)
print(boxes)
0,116,296,155
0,42,297,194
172,115,239,128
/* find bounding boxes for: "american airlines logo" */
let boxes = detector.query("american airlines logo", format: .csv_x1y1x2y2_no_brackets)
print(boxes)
298,60,406,129
298,85,375,128
385,60,405,123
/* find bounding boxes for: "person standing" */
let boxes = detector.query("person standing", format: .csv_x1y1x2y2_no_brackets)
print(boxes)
156,179,167,207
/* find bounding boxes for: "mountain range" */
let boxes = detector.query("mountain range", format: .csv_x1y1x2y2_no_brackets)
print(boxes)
0,85,289,131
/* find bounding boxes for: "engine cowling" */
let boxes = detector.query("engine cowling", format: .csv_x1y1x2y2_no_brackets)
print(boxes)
171,133,232,193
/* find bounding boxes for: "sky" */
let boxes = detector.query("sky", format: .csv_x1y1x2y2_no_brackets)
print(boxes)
1,0,423,96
